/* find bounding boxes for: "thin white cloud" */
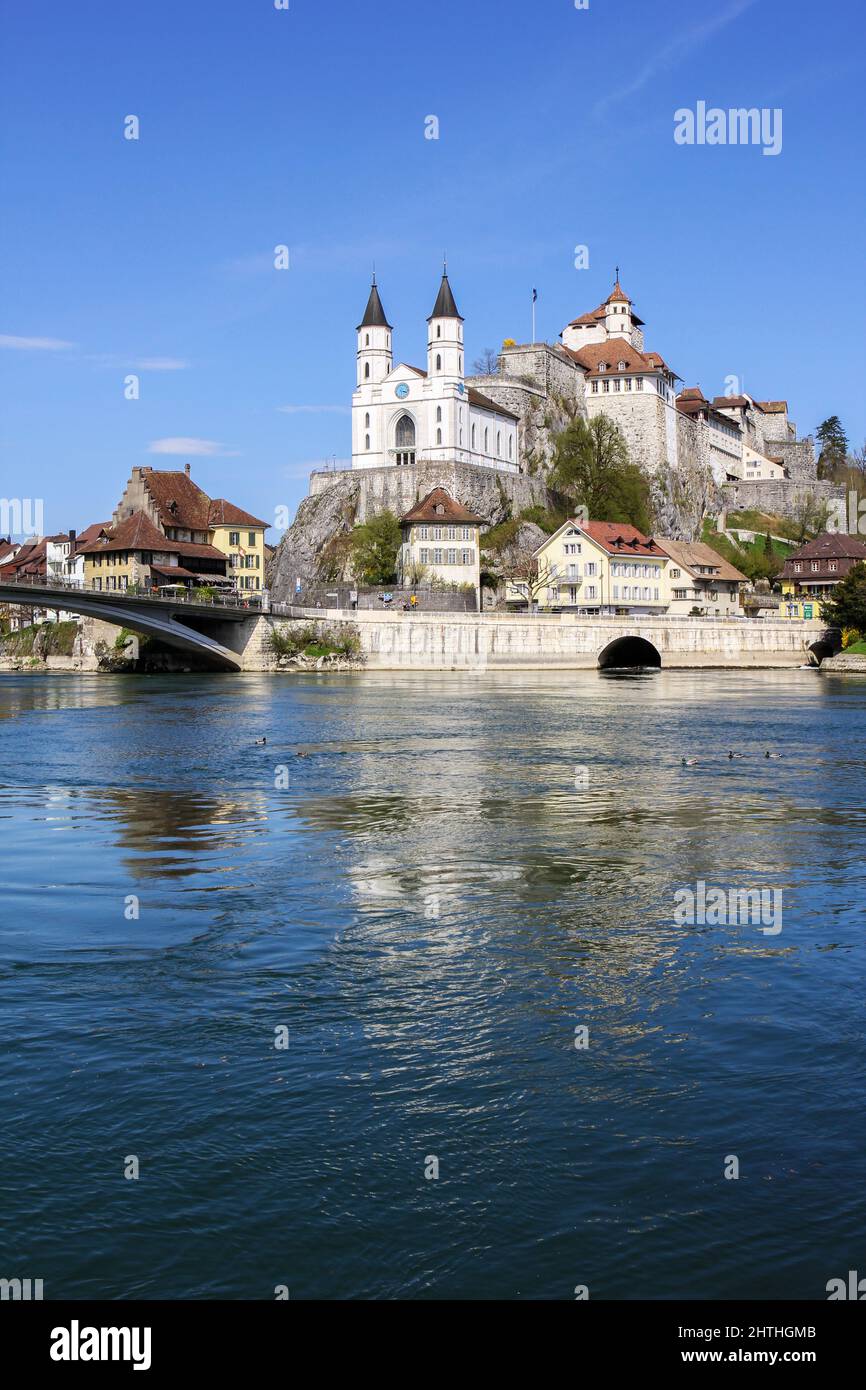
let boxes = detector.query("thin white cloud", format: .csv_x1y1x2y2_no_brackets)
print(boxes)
593,0,759,118
0,334,76,351
134,357,189,371
148,437,236,457
277,404,349,415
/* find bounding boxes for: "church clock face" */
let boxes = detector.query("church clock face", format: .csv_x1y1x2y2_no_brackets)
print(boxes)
395,383,409,399
457,382,465,394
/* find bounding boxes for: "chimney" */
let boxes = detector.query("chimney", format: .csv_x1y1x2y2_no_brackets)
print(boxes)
185,462,191,477
68,528,76,544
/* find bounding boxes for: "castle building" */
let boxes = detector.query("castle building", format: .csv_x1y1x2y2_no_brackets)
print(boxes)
351,269,519,474
469,276,821,528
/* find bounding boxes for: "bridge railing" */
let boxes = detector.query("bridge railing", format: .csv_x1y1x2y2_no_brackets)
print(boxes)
0,575,265,612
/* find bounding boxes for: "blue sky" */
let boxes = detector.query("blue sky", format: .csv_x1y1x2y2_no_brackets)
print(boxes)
1,0,864,538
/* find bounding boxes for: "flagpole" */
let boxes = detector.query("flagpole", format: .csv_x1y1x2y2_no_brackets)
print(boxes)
532,290,536,344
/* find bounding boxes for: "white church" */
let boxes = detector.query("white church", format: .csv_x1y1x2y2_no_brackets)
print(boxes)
351,268,519,474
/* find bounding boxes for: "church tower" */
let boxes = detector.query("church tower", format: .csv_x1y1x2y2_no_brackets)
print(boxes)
427,265,464,380
357,276,392,386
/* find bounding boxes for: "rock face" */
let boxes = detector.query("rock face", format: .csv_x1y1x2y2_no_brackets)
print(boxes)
269,461,550,599
820,652,866,674
650,412,722,540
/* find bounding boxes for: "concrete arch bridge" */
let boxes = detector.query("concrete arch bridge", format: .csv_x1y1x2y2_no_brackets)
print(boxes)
0,581,264,671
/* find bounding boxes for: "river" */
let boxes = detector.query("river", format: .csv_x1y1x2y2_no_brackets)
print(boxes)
1,668,864,1299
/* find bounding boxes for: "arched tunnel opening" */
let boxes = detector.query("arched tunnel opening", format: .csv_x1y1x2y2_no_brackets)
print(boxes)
598,635,662,671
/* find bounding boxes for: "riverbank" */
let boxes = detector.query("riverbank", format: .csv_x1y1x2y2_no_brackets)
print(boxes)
1,610,828,674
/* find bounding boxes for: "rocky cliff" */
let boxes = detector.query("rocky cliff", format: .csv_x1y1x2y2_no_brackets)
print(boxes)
269,461,550,599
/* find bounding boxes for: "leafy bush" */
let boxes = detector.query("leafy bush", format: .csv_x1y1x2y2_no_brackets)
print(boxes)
268,622,361,661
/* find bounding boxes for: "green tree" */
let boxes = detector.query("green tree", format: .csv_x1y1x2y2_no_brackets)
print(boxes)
549,414,652,532
350,510,402,585
821,561,866,631
816,416,849,480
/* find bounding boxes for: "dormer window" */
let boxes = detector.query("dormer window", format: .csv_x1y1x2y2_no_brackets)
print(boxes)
435,503,445,515
598,362,608,372
617,361,626,370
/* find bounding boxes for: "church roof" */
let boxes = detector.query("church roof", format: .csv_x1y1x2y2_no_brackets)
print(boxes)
428,271,463,321
357,278,392,331
756,400,788,414
400,487,484,525
467,386,519,421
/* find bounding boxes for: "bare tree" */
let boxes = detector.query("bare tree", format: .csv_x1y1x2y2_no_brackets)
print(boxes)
507,550,557,612
791,490,832,543
472,348,501,376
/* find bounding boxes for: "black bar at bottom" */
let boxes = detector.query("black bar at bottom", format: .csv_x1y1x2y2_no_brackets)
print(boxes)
0,1299,861,1375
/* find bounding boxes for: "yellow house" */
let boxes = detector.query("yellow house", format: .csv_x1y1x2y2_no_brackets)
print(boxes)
79,512,193,591
778,532,866,619
507,519,669,613
111,466,269,594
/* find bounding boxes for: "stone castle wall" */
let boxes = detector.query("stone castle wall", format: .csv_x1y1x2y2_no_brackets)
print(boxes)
721,476,842,516
766,437,817,481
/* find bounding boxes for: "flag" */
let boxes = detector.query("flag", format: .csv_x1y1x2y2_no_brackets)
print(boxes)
532,288,537,303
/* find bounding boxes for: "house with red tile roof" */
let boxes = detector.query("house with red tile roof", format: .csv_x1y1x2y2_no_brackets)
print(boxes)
398,487,485,606
506,516,671,614
112,464,269,594
77,509,233,594
778,532,866,620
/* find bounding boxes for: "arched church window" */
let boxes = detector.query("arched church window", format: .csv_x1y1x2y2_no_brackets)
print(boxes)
364,362,370,379
365,434,370,450
484,428,489,452
394,413,416,465
497,432,501,455
436,406,442,422
437,429,442,445
437,325,441,338
471,424,476,448
436,354,441,371
395,414,415,447
366,334,370,346
508,436,512,458
365,412,370,428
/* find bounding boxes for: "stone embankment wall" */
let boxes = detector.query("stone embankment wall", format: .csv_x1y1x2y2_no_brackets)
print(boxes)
257,610,824,672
